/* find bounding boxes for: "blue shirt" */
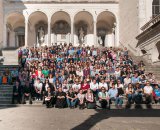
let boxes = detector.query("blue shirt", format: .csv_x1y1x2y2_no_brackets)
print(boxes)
131,77,140,84
108,88,118,98
154,89,160,97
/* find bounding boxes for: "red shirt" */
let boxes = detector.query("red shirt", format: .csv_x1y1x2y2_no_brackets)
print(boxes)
81,83,90,90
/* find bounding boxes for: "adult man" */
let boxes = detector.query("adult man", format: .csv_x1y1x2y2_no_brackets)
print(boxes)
22,80,32,104
90,79,99,99
144,81,154,104
108,83,118,104
12,81,22,104
72,79,81,93
66,88,78,109
131,73,140,85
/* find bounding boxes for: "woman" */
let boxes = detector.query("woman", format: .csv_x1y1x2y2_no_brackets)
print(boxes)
125,83,134,104
54,79,62,92
55,87,66,108
81,79,90,93
85,89,96,109
154,84,160,103
62,79,70,93
133,83,143,104
98,87,110,109
77,89,85,109
116,83,124,109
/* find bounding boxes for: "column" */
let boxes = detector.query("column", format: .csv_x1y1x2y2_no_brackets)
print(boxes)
25,17,28,47
3,18,7,48
15,33,18,47
94,21,97,46
105,34,108,47
71,17,74,44
48,18,51,46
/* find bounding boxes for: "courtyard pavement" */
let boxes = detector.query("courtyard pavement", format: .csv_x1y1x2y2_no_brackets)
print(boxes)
0,106,160,130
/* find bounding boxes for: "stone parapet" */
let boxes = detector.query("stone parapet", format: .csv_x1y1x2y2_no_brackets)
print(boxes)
6,0,119,3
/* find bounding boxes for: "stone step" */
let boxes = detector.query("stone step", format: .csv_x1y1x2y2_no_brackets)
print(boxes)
0,93,12,97
0,100,12,104
0,89,13,94
0,103,160,109
0,97,12,101
145,68,160,70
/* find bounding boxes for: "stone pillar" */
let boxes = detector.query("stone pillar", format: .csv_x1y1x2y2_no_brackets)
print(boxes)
71,17,74,44
0,0,3,49
94,21,97,46
105,34,108,47
15,33,18,47
54,34,57,43
25,17,28,47
3,17,7,48
48,18,51,46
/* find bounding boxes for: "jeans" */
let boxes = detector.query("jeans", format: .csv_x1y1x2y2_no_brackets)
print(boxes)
115,97,123,106
127,94,133,103
67,98,78,107
133,93,142,104
22,93,32,104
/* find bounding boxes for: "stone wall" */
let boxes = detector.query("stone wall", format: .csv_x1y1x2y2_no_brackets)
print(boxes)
119,0,139,53
0,0,3,49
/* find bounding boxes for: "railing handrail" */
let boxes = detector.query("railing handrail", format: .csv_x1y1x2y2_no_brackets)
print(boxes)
141,14,160,31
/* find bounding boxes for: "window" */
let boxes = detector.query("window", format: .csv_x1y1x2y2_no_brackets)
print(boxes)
152,0,160,17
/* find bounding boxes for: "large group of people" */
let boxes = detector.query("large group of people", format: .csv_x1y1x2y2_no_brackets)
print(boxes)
9,43,160,109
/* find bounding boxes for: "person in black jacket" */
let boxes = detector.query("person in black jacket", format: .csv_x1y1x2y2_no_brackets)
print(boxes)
45,87,55,108
55,87,66,108
21,80,32,104
42,79,54,104
12,81,22,104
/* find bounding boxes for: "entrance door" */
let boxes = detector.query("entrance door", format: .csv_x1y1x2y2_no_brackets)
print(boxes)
18,35,25,47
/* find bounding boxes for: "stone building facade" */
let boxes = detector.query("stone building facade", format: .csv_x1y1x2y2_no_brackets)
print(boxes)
0,0,159,63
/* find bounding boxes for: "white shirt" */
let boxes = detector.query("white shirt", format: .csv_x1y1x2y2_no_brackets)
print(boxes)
144,86,153,94
90,82,99,90
114,70,121,79
124,77,131,85
49,78,54,84
34,82,43,90
99,82,108,90
72,84,81,90
77,93,85,101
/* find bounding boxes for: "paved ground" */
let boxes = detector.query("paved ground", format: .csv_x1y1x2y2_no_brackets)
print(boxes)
0,106,160,130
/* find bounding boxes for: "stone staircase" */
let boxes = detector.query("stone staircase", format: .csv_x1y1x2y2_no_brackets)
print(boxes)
0,85,13,104
129,51,160,81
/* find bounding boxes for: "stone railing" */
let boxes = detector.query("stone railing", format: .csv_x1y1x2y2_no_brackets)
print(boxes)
141,14,160,32
7,0,119,3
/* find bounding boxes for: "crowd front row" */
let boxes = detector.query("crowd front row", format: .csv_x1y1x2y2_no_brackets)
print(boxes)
12,79,160,109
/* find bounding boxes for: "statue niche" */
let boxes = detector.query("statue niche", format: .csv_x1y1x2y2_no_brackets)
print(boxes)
35,21,47,46
97,27,107,46
75,21,88,44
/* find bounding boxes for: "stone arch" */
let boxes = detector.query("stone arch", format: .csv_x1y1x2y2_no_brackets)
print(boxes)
74,11,94,45
51,11,71,44
28,11,48,46
97,11,116,47
74,11,94,34
6,12,25,47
